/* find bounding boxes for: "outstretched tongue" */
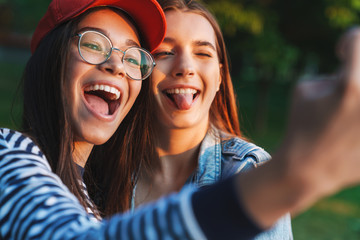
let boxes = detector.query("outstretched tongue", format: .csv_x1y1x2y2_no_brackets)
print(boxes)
173,94,193,110
84,93,109,115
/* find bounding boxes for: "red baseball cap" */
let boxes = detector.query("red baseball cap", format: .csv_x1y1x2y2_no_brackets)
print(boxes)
30,0,166,53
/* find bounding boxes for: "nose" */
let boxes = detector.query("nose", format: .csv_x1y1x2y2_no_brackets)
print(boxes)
172,51,195,78
99,49,126,77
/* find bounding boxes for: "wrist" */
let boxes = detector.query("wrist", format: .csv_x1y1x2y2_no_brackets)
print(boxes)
234,148,322,229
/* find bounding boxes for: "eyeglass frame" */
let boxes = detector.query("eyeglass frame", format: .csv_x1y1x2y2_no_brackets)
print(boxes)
75,30,156,81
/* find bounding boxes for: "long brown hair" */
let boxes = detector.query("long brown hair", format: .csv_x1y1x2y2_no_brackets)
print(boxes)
157,0,241,136
89,68,157,215
21,7,145,217
22,17,91,212
101,0,242,216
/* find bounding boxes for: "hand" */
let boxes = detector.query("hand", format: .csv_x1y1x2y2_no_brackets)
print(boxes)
282,26,360,199
235,27,360,229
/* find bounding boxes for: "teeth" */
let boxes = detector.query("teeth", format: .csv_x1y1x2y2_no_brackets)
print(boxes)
166,88,197,94
84,84,121,100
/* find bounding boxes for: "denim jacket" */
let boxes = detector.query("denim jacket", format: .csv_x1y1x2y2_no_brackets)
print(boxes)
131,127,293,239
188,127,293,240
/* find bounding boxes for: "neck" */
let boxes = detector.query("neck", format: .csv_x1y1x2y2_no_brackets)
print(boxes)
156,121,209,156
134,121,209,206
154,120,209,179
72,141,94,168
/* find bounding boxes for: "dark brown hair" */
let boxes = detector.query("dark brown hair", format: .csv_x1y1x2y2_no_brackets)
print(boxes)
21,7,145,218
157,0,241,135
89,79,156,214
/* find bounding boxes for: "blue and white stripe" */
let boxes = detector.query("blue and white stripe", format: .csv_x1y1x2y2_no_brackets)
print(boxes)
0,128,204,239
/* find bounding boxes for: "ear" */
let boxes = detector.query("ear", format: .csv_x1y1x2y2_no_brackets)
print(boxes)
217,63,223,92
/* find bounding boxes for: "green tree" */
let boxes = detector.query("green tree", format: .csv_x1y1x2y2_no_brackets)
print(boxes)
204,0,360,133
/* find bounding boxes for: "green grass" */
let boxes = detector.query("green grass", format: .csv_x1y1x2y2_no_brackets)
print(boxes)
292,186,360,239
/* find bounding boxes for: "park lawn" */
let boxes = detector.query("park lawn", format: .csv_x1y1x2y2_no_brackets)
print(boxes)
292,186,360,240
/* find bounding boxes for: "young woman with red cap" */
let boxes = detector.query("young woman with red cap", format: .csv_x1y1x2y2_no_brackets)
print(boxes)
2,0,360,239
0,0,203,238
21,0,165,220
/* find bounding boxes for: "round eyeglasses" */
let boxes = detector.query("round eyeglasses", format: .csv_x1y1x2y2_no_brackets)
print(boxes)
76,30,155,81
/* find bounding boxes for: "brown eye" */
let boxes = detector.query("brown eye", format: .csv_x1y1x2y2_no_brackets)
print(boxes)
153,51,174,58
81,42,102,52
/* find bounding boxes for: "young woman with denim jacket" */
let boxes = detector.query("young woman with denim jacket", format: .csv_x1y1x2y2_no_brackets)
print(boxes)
98,0,293,239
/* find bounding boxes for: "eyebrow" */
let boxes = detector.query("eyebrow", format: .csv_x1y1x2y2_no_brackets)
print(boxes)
162,37,176,44
162,37,216,51
77,27,140,47
125,39,140,47
193,40,216,51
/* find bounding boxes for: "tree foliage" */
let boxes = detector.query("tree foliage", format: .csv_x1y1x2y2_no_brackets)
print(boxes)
325,0,360,28
204,0,360,81
203,0,360,131
0,0,49,32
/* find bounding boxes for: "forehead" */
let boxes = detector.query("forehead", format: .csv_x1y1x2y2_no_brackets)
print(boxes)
77,8,140,45
164,10,216,46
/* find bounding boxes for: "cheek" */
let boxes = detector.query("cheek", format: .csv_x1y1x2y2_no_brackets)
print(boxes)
201,62,221,88
64,52,84,92
129,81,142,102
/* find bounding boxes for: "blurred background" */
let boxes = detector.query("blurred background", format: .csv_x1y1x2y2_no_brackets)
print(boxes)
1,0,360,238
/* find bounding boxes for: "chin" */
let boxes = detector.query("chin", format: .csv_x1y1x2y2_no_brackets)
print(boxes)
164,118,197,129
84,130,115,145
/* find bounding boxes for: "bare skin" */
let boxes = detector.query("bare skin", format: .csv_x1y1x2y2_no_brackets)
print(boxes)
135,128,202,204
236,27,360,229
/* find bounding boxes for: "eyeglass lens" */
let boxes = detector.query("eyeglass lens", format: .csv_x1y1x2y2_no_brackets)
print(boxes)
78,31,154,80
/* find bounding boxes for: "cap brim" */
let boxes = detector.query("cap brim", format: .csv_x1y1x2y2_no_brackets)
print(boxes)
85,0,166,52
31,0,166,53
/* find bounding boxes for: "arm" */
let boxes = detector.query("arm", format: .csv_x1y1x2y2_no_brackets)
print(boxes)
0,128,203,239
1,128,264,240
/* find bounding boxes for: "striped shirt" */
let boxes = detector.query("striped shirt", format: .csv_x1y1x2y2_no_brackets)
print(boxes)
0,128,206,239
0,128,263,239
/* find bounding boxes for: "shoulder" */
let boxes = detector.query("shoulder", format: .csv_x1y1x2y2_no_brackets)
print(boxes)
0,128,43,157
221,135,271,164
220,133,271,178
0,129,97,239
0,127,51,175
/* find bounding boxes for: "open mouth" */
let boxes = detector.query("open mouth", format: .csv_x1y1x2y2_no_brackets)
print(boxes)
84,84,121,116
164,88,199,110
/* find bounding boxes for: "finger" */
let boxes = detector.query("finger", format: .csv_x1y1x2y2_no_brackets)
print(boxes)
338,27,360,86
336,27,360,62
